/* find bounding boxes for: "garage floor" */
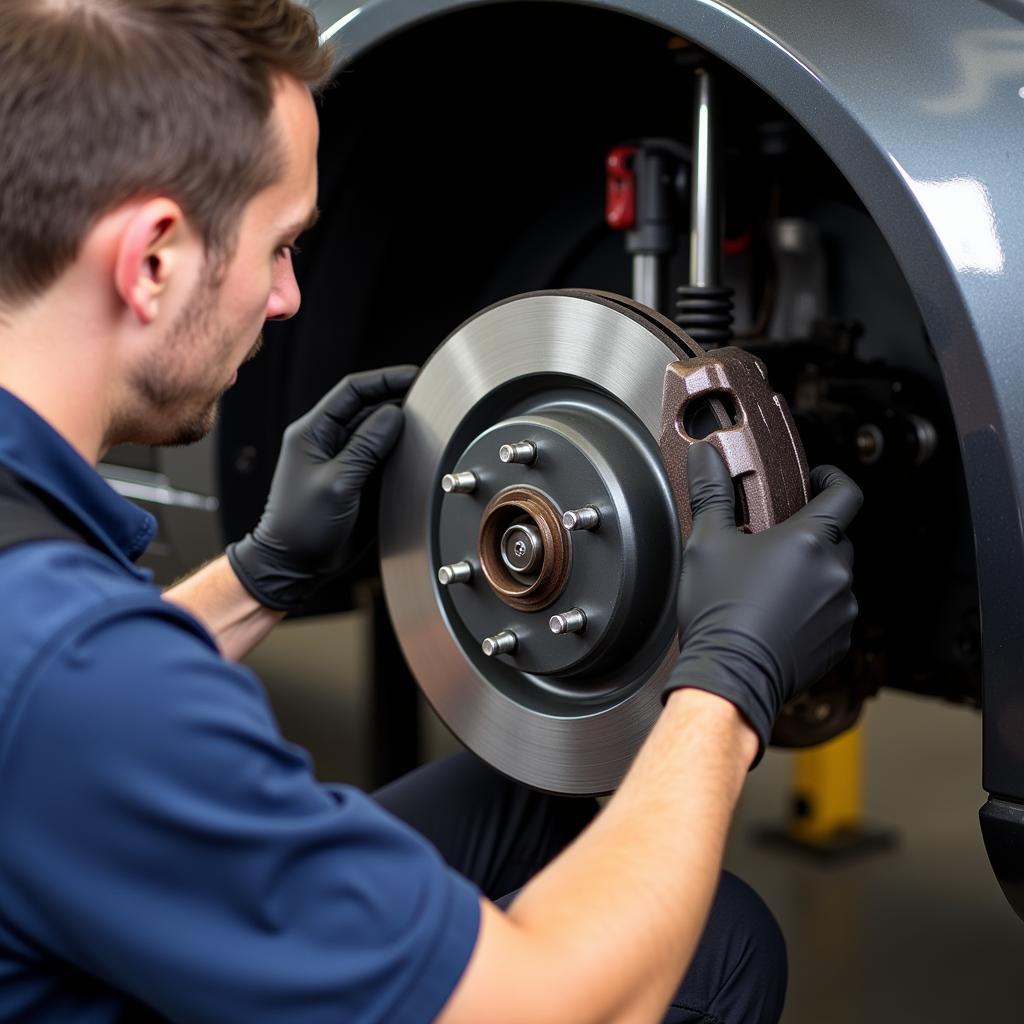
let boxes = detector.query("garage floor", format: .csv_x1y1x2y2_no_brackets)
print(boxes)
725,692,1024,1023
249,613,1024,1023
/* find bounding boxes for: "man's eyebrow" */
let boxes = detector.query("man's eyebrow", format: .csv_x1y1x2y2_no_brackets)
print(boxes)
283,206,320,239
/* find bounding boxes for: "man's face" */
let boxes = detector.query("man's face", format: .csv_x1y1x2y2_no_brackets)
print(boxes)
130,75,320,446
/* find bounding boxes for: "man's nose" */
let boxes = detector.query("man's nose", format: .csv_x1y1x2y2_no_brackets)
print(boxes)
266,259,302,321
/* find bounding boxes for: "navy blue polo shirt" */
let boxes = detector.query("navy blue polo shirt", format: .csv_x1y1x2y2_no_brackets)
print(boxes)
0,388,480,1023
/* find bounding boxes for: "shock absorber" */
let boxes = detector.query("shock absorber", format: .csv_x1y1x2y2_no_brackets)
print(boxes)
606,140,689,314
675,67,734,346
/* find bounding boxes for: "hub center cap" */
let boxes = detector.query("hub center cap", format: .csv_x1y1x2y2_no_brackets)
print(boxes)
503,526,539,572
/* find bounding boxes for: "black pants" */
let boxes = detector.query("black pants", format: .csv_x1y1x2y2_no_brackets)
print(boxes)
374,752,787,1024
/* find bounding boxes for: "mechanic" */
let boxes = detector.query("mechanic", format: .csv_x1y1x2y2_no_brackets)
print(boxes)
0,2,862,1022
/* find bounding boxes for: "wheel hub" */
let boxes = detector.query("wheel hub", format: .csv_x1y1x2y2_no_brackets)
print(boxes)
439,398,678,680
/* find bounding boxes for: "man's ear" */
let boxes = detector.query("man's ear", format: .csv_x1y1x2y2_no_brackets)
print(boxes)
113,198,194,325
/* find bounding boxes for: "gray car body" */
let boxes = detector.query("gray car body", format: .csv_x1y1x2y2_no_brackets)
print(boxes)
308,0,1024,912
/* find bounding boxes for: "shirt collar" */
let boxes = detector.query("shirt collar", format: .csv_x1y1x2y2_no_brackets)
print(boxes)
0,388,156,574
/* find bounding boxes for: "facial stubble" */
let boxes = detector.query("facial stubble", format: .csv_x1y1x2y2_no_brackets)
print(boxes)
130,273,261,447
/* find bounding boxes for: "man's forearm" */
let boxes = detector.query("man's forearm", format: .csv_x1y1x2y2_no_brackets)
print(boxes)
163,555,284,661
441,688,758,1024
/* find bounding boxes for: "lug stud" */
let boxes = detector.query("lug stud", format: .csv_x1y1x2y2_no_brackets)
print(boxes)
562,506,600,531
549,608,587,635
441,470,478,494
438,561,473,586
481,630,518,657
499,441,538,466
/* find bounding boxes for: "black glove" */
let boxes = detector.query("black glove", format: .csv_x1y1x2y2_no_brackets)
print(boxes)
665,441,863,762
226,365,418,612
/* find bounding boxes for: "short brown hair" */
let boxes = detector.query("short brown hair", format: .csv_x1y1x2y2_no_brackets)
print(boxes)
0,0,334,306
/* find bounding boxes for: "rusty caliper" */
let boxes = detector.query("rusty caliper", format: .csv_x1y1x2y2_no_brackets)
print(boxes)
571,291,811,539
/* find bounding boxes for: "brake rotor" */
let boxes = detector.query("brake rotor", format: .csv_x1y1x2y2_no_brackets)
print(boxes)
380,289,808,795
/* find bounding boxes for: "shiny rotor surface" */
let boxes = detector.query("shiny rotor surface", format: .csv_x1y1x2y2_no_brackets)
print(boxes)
379,292,684,794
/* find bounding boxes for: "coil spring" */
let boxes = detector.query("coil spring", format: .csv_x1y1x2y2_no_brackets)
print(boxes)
674,285,734,346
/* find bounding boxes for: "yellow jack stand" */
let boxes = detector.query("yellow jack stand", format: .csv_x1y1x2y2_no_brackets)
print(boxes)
759,720,896,861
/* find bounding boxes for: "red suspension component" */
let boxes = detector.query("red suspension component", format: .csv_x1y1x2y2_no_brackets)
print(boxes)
605,145,638,230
